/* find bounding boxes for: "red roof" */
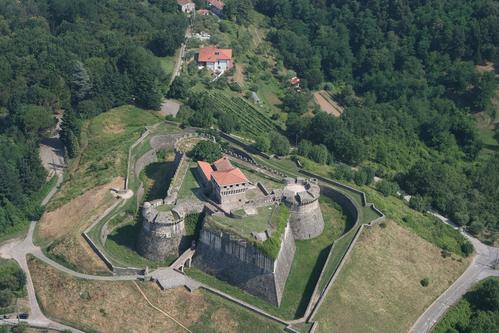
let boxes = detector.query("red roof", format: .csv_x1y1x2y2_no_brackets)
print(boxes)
213,157,233,171
289,77,300,85
212,168,248,186
208,0,224,10
197,9,210,15
198,47,232,62
197,161,213,181
177,0,193,5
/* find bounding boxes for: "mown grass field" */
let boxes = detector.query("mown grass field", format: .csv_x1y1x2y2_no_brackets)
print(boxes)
28,256,285,333
314,220,469,333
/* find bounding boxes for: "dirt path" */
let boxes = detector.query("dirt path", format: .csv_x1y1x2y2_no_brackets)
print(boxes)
313,91,343,117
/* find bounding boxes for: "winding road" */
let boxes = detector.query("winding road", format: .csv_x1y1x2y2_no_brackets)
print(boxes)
0,183,141,332
409,214,499,333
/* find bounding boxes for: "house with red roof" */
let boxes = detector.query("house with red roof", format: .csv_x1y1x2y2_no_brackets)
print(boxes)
197,9,210,16
198,47,233,73
207,0,225,16
177,0,195,13
197,157,250,205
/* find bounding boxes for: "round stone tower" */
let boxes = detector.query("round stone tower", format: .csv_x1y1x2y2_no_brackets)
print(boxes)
282,177,324,240
137,202,185,260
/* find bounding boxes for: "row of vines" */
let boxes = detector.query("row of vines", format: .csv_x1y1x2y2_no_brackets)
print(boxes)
206,91,278,137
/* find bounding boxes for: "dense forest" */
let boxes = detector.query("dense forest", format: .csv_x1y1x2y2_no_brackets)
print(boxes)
0,0,186,235
434,278,499,333
253,0,499,239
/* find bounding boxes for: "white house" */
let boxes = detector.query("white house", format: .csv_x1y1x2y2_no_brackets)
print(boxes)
177,0,195,13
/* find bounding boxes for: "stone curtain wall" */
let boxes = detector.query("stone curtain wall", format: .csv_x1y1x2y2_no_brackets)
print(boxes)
273,223,296,305
194,225,296,306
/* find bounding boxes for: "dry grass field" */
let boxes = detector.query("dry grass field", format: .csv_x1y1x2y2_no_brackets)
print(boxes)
28,256,284,333
314,220,469,333
35,177,123,274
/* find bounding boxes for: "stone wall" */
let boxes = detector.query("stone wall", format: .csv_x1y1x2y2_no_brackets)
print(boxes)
194,223,295,306
273,224,296,304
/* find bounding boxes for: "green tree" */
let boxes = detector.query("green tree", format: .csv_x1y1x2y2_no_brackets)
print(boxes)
189,141,221,163
218,113,238,133
270,133,290,156
254,135,271,153
309,144,329,164
168,76,190,100
60,110,80,159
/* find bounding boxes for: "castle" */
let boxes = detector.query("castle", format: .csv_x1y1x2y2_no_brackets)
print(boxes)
137,153,325,306
196,157,251,206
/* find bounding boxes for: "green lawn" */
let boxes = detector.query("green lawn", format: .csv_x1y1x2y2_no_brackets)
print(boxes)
177,165,202,200
207,205,275,239
158,52,177,79
104,217,175,268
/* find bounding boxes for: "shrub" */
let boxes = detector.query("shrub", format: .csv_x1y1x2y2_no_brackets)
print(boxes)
377,180,399,197
420,277,430,287
461,242,474,257
0,290,13,307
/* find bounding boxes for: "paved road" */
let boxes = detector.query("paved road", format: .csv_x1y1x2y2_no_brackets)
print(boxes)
39,113,65,179
409,215,499,333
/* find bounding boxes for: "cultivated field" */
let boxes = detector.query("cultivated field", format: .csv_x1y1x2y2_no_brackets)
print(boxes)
313,91,344,117
28,256,284,333
314,220,469,333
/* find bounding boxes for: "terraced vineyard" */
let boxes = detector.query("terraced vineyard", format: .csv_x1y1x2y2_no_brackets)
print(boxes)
206,91,279,137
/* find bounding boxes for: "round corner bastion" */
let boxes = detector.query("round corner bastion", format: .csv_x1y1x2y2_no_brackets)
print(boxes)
282,177,324,240
137,201,185,260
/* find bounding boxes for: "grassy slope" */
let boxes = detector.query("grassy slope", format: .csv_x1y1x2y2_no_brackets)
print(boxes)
314,220,469,333
49,105,162,210
28,256,284,333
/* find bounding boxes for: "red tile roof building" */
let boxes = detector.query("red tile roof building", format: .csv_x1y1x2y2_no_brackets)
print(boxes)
197,9,210,16
196,157,250,205
207,0,225,12
198,47,233,73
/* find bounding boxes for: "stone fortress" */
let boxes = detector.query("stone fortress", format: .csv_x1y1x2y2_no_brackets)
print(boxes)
137,146,326,306
282,177,324,240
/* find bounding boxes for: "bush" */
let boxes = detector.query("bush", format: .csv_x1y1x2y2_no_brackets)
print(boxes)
461,242,474,257
377,180,400,197
409,195,430,212
0,289,13,307
420,277,430,287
